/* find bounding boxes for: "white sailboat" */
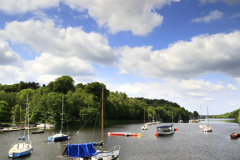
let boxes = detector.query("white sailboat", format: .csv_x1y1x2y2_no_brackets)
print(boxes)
48,94,69,141
141,109,147,130
8,94,33,157
203,107,212,132
199,105,206,129
58,88,120,159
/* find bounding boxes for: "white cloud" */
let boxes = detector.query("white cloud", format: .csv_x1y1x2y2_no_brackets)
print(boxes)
191,10,223,23
63,0,180,35
0,19,118,66
199,0,240,5
227,84,238,90
0,39,23,67
229,13,240,19
0,0,60,15
117,31,240,80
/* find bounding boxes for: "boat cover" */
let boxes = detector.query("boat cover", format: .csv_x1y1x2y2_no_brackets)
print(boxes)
65,142,97,158
18,135,26,141
157,124,173,128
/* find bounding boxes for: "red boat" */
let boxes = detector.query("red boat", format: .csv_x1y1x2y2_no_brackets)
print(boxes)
108,132,141,137
230,133,237,139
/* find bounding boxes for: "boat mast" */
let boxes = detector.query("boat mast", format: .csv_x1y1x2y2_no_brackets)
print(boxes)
27,94,29,141
61,94,63,132
101,88,104,151
207,106,209,127
144,109,145,124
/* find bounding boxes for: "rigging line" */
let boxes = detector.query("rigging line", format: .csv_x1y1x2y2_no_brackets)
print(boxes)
66,104,102,145
91,106,100,142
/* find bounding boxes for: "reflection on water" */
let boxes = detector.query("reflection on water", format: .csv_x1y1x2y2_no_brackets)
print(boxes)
1,118,240,160
205,118,236,123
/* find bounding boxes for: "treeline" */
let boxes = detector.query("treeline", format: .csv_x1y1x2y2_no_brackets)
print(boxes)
211,109,240,123
0,76,193,125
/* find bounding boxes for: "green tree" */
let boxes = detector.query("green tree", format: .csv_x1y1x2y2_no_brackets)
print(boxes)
54,76,75,94
0,101,9,122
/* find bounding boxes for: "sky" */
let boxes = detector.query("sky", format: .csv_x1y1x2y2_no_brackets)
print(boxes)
0,0,240,115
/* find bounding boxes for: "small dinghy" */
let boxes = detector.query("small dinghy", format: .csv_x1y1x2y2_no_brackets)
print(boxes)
32,130,44,134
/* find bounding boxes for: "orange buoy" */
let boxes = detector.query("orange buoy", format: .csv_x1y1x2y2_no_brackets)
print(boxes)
68,136,71,140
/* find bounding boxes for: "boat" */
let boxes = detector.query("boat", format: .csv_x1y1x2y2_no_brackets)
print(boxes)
48,94,70,141
108,132,141,137
45,124,55,129
36,123,45,128
203,107,212,132
32,130,44,134
155,124,175,136
199,105,205,129
230,133,237,139
58,88,120,159
8,94,33,157
141,109,147,130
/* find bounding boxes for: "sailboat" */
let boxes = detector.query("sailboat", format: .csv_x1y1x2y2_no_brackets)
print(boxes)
141,109,147,130
203,107,212,132
8,94,33,157
199,105,206,129
58,88,120,159
48,94,69,141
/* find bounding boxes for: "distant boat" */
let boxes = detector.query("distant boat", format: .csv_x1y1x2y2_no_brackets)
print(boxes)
48,94,69,141
8,94,33,158
45,124,55,129
108,132,141,137
36,123,45,128
203,107,212,132
32,130,44,134
199,105,205,129
141,109,147,130
155,124,175,136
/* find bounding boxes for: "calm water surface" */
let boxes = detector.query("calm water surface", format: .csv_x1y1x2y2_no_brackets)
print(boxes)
1,119,240,160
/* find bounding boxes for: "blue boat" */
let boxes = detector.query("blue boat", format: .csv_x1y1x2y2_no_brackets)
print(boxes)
48,94,69,141
155,124,175,136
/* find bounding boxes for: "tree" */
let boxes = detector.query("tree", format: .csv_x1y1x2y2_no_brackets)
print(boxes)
54,76,75,94
84,82,109,102
0,101,9,122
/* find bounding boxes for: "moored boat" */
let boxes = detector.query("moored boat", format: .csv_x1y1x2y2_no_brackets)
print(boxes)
155,124,175,136
108,132,141,137
32,130,44,134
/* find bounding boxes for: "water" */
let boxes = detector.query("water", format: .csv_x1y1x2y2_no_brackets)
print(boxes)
1,119,240,160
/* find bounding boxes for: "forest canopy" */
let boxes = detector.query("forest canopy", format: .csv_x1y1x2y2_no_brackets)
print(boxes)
0,76,195,125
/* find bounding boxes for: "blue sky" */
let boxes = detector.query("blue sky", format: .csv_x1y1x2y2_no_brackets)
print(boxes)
1,0,240,115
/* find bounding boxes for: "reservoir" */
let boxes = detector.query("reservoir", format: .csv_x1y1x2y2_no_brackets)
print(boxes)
1,119,240,160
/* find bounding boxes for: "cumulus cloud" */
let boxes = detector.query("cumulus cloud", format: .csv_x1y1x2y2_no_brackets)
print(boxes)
191,10,223,23
63,0,180,35
0,0,180,35
117,31,240,80
0,19,118,66
227,84,238,90
110,79,225,104
0,39,23,67
199,0,240,5
0,0,60,15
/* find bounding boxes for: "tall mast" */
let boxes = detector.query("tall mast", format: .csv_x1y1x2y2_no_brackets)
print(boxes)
61,94,63,131
207,107,209,127
27,94,29,141
101,88,104,151
144,109,145,124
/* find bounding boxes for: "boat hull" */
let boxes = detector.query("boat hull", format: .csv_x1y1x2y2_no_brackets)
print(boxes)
48,135,69,141
155,130,175,136
9,149,31,157
108,132,141,137
32,130,44,134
